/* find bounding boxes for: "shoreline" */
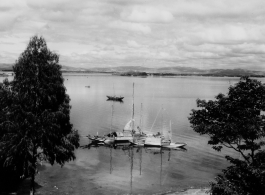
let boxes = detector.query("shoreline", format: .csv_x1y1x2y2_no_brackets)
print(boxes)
2,70,265,78
163,188,209,195
17,177,209,195
15,160,210,195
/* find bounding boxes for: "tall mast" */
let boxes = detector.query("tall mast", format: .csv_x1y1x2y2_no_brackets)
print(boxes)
110,103,114,133
139,103,143,132
169,120,172,141
132,83,134,131
161,104,164,134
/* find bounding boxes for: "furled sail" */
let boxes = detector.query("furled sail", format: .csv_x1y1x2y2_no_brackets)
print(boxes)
123,119,135,132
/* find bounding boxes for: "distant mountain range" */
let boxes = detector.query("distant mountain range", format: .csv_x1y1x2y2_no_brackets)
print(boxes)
1,63,264,77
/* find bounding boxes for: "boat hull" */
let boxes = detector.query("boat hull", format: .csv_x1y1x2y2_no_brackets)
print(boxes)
162,142,186,148
114,136,133,144
107,96,124,101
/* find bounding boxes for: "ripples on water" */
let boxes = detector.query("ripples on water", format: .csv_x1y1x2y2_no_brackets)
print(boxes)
2,75,264,194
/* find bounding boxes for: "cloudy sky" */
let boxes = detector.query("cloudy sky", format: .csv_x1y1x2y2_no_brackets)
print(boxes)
0,0,265,70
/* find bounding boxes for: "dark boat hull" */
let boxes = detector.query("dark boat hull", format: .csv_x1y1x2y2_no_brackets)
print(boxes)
106,96,124,101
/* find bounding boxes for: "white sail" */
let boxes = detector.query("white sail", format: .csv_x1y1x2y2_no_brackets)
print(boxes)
123,119,135,132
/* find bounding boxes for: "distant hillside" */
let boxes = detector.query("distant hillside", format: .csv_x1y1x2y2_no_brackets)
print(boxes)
87,66,153,73
0,63,13,71
207,69,263,76
86,66,265,76
1,63,264,77
155,66,205,74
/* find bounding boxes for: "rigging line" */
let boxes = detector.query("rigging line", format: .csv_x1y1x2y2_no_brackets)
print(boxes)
150,106,162,132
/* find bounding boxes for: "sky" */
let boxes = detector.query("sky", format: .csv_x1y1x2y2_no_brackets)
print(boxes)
0,0,265,70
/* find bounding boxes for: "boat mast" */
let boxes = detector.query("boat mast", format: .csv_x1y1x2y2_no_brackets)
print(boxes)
169,120,171,140
139,103,143,133
161,104,164,135
110,103,114,133
132,83,134,131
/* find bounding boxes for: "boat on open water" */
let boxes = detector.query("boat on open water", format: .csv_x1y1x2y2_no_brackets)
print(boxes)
106,95,124,101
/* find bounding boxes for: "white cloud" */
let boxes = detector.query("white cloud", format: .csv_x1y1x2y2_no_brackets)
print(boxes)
0,0,265,71
0,13,18,31
109,20,151,34
42,10,77,23
230,43,265,54
165,0,265,18
127,40,140,48
121,7,174,23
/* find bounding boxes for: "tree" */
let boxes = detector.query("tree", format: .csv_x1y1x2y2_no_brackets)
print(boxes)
189,77,265,194
0,35,79,194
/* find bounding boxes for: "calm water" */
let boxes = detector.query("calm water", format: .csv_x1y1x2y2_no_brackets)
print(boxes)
1,75,264,194
62,75,249,194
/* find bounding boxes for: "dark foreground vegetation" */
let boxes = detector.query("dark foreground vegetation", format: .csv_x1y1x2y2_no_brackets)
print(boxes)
189,76,265,195
0,36,79,194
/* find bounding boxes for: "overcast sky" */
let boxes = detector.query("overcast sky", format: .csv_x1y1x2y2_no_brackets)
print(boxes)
0,0,265,70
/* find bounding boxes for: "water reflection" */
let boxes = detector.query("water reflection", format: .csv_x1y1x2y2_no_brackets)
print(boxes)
106,99,124,103
82,143,186,194
64,75,259,194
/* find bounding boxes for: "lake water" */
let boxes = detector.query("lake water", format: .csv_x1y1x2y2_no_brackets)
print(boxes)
1,75,265,194
62,74,245,194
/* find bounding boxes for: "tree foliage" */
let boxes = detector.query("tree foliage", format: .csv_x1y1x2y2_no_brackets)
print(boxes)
210,151,265,195
0,35,79,194
189,77,265,194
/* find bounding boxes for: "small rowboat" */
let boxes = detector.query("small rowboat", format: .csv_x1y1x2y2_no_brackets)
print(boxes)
106,96,124,101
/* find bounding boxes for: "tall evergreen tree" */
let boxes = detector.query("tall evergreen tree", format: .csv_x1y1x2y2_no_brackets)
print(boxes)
0,35,79,194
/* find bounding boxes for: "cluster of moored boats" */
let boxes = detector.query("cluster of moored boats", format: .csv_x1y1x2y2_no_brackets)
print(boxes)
88,83,186,149
87,119,186,149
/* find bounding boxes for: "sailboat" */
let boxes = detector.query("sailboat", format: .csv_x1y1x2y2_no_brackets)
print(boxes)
162,121,186,149
104,103,115,145
144,106,165,147
114,83,137,144
115,83,148,145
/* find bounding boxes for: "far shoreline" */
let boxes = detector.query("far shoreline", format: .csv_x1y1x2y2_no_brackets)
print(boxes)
61,71,265,78
1,69,265,78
